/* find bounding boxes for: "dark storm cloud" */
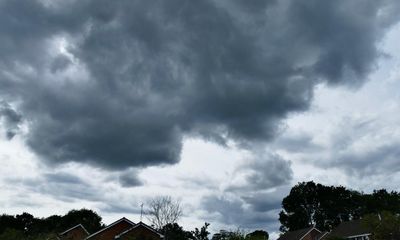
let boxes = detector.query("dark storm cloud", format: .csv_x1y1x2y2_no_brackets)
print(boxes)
0,0,399,169
0,101,22,139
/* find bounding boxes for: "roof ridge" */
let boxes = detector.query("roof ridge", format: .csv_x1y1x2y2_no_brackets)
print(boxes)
59,224,89,236
115,221,164,239
85,217,135,240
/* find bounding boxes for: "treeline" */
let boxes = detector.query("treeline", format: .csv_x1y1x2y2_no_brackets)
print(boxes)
279,181,400,232
0,211,268,240
0,209,103,240
2,181,399,239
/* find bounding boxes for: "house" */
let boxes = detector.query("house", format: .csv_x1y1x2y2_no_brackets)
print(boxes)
79,217,163,240
321,220,371,240
85,217,135,240
115,221,164,240
59,224,89,240
277,226,326,240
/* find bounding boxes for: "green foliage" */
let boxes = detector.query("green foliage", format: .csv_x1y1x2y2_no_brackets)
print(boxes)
0,228,59,240
228,230,246,240
279,181,400,232
212,229,246,240
0,208,103,239
30,215,63,235
192,222,210,240
0,214,19,233
0,228,25,240
245,230,269,240
61,209,103,233
362,211,400,240
161,223,193,240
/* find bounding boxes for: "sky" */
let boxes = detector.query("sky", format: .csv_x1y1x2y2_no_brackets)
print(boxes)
0,0,400,239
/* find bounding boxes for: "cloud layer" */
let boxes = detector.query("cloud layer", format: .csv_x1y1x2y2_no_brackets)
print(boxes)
0,0,399,171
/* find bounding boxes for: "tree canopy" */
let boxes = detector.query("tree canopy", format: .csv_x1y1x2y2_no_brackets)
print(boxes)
246,230,269,240
0,209,103,239
362,211,400,240
279,181,400,232
161,223,194,240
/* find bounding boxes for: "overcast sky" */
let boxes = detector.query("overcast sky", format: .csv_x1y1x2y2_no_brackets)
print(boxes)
1,1,400,239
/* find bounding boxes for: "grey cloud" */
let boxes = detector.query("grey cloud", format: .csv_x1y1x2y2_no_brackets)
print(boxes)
179,176,219,190
325,118,400,176
5,170,143,209
242,187,290,213
100,202,141,215
333,142,400,176
44,172,85,185
11,197,42,208
40,172,104,202
7,173,103,203
272,133,322,153
119,170,143,188
0,0,399,169
0,101,22,139
244,158,292,190
39,181,102,203
202,195,279,230
288,0,400,86
206,151,292,229
228,153,293,192
290,116,400,177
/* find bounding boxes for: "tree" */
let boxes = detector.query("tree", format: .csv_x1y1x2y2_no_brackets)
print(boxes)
31,232,60,240
0,209,103,239
147,196,183,230
61,209,103,233
362,211,400,240
279,181,400,233
246,230,269,240
192,222,210,240
364,190,400,214
228,230,246,240
16,212,35,233
0,228,24,240
279,181,379,232
30,215,62,235
0,214,19,233
161,223,191,240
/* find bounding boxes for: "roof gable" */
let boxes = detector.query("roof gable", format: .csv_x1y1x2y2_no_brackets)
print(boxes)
85,217,135,240
278,227,321,240
60,224,90,236
115,221,164,239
